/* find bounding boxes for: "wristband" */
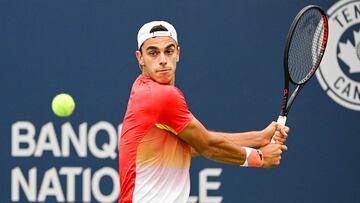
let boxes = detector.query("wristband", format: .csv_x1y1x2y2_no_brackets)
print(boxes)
240,147,264,167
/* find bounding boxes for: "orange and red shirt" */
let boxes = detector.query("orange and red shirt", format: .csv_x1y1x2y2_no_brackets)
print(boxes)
119,75,193,203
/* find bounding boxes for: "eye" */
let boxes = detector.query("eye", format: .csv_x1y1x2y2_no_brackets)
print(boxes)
148,51,158,56
165,49,174,55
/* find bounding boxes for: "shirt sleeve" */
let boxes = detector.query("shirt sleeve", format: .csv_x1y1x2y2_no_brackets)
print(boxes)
153,85,193,134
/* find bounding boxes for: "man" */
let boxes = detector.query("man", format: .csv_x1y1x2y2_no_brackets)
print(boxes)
119,21,290,203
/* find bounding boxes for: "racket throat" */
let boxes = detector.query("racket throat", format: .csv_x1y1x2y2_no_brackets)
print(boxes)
280,84,303,118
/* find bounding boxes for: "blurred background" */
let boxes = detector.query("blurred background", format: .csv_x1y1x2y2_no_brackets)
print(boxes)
1,0,360,202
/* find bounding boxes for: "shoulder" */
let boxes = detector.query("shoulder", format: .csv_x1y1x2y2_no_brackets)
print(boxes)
132,75,188,110
152,84,186,104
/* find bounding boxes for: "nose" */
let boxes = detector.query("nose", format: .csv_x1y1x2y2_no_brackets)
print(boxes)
159,52,167,66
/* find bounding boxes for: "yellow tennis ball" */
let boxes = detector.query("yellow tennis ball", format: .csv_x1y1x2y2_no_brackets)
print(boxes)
51,93,75,117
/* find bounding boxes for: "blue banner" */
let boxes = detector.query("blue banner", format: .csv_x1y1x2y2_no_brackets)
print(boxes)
1,0,359,202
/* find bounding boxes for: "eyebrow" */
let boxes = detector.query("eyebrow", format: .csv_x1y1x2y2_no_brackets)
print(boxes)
145,44,176,51
146,46,159,51
165,44,176,49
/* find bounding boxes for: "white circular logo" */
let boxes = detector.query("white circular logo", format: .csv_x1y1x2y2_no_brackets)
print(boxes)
316,0,360,111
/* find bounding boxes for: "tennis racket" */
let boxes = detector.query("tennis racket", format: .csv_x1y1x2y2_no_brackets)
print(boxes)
271,5,328,143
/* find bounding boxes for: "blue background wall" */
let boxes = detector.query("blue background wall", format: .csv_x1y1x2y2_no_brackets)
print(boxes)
1,0,360,202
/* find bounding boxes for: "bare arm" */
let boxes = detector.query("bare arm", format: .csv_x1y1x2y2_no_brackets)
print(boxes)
211,122,290,148
190,122,289,157
209,131,265,148
190,131,264,157
178,117,288,167
179,117,247,165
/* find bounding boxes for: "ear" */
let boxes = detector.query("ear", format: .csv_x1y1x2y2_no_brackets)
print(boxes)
135,50,145,68
177,46,180,62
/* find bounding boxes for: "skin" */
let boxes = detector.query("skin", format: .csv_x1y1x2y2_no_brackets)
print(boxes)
136,36,289,167
136,36,179,86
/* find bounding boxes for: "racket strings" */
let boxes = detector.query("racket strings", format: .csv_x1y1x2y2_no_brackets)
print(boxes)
288,9,326,84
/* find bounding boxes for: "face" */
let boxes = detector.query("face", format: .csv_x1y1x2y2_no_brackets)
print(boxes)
136,36,180,85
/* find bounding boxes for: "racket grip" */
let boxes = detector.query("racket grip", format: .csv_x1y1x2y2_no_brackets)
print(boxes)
270,116,287,144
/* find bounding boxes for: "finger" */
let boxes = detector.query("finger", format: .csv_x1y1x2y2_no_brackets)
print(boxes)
275,138,285,145
274,159,281,166
276,131,288,139
281,145,288,151
276,123,284,131
274,132,287,144
285,126,290,133
274,135,284,144
280,128,289,136
279,132,288,141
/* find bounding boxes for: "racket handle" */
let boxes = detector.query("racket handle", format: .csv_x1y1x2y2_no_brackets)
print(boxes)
270,116,287,144
277,115,287,126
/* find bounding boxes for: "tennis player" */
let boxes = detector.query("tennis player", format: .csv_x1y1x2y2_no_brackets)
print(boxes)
118,21,290,203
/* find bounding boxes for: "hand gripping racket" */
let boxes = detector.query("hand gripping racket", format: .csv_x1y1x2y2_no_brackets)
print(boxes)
271,5,328,143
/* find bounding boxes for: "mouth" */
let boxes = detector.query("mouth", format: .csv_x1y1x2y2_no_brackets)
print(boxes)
156,69,171,73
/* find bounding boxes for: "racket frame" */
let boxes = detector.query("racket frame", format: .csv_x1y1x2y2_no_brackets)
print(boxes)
279,5,328,124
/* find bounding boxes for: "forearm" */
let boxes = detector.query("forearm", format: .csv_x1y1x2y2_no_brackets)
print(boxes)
180,117,287,167
209,130,267,148
201,134,247,165
179,117,263,166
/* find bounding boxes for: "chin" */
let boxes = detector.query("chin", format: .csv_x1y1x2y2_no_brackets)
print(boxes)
156,77,173,85
158,80,171,85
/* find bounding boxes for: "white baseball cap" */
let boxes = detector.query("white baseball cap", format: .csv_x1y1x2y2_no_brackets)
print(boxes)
137,21,178,49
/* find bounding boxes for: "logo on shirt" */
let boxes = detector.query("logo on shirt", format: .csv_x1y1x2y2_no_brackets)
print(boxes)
315,0,360,111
